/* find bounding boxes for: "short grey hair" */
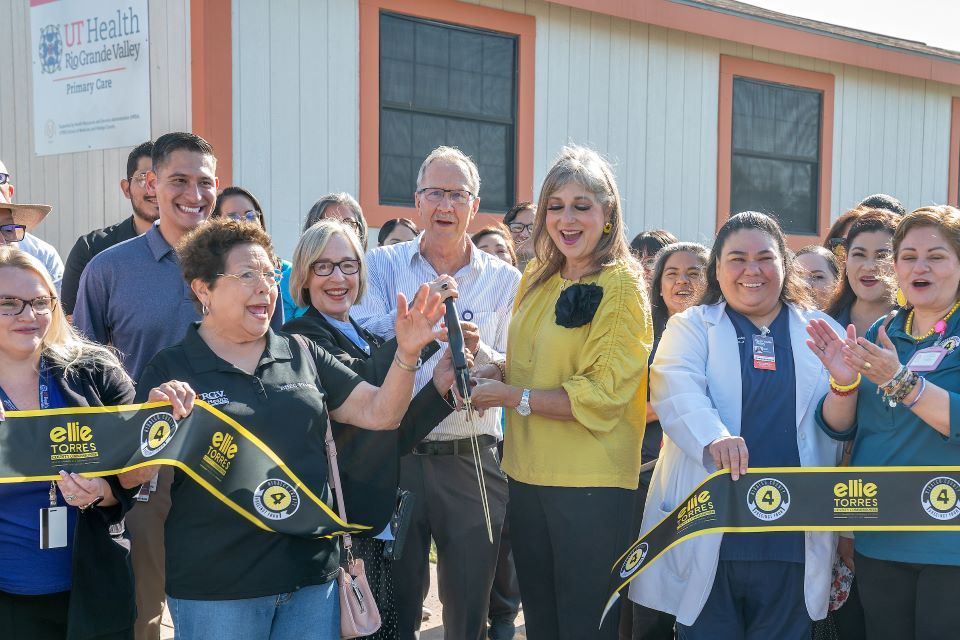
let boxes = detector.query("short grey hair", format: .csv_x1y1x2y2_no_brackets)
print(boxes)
415,146,481,196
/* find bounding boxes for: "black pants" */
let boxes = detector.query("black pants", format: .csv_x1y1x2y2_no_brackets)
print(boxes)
0,589,69,640
855,551,960,640
489,443,521,626
508,477,634,640
392,444,508,640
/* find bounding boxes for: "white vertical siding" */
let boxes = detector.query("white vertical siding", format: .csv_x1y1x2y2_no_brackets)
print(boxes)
232,0,360,259
0,0,191,256
231,0,960,254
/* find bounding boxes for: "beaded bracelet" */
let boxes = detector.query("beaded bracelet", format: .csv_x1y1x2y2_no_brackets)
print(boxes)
901,377,927,410
882,370,919,407
830,373,862,395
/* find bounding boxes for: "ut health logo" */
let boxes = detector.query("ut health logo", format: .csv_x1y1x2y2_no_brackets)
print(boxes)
140,412,178,458
253,479,301,521
38,25,63,74
49,421,98,463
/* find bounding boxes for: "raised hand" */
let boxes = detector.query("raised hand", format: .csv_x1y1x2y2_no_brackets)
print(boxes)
395,284,445,359
806,319,859,385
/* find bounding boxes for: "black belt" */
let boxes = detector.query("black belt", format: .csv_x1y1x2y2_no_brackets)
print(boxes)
412,435,497,456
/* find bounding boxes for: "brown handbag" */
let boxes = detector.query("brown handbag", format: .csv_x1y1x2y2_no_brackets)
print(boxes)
325,417,382,638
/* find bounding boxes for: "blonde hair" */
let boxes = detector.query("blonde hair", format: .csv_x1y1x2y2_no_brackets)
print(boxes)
0,247,124,375
523,145,641,300
289,219,367,308
416,146,481,196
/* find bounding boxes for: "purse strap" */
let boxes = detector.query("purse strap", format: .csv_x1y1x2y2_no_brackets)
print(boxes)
290,334,354,555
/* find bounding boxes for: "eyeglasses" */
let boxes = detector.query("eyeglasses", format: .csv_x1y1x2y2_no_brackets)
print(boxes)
827,238,847,258
216,269,282,288
0,296,58,316
0,173,9,185
129,171,149,187
227,211,259,223
0,224,26,244
508,222,534,234
311,259,360,277
417,188,475,206
325,216,361,232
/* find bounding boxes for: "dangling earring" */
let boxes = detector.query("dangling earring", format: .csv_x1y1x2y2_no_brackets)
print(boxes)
201,303,209,316
602,222,612,234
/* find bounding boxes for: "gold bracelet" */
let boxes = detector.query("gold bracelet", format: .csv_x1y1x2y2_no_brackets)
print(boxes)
829,373,861,393
393,353,422,372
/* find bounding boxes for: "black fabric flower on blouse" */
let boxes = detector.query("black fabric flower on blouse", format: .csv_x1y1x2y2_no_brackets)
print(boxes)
555,283,604,328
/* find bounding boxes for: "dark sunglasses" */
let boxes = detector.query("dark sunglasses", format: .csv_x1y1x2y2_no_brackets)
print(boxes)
0,173,9,185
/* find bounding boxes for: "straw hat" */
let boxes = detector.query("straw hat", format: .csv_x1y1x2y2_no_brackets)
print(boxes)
0,202,52,231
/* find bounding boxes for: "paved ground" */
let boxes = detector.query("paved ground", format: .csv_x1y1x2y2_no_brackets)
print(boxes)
160,562,526,639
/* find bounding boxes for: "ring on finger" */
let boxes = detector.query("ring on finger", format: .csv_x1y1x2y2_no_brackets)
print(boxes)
863,361,872,370
65,495,76,501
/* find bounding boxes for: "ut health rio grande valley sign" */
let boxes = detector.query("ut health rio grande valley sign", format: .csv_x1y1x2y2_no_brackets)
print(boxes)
30,0,150,156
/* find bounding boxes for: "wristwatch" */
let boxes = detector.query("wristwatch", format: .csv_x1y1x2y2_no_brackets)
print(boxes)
516,389,531,416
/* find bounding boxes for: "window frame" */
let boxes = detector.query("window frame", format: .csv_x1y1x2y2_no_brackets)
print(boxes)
359,0,535,228
717,56,835,249
948,97,960,207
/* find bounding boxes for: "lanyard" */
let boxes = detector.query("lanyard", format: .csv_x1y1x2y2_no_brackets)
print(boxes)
0,358,58,507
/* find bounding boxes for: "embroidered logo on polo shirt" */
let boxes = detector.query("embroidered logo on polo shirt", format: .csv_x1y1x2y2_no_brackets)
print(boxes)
140,412,178,458
253,479,301,520
277,382,318,392
198,390,230,407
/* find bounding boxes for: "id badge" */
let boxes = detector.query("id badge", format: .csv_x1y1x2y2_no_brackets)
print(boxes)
908,347,947,372
40,507,68,549
752,334,776,370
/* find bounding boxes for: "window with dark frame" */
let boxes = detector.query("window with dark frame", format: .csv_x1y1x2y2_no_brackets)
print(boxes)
730,77,823,235
379,12,518,213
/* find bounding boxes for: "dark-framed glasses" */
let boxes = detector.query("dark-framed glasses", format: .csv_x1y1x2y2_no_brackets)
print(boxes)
508,222,534,234
217,269,282,287
0,296,58,316
311,259,360,277
0,224,26,244
417,188,475,205
227,210,259,223
326,216,360,232
0,173,10,185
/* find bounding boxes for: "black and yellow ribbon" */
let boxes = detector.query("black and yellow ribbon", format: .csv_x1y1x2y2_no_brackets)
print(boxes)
0,400,370,538
603,466,960,624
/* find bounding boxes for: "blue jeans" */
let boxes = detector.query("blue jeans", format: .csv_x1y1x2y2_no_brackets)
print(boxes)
168,580,339,640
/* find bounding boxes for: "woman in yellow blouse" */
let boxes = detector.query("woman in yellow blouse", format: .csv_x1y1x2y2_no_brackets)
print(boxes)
472,146,652,639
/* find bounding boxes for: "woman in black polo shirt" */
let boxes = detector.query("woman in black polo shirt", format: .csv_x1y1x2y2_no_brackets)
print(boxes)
125,219,446,640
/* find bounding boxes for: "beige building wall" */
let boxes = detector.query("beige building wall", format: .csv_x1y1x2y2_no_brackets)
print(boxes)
0,0,192,257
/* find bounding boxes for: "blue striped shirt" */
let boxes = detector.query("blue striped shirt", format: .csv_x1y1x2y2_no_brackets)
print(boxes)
353,235,521,441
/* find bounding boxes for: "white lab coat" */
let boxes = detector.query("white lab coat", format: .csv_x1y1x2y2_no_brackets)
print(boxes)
628,301,843,625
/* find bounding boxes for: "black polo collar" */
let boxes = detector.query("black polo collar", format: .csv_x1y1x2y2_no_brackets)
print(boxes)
182,323,293,374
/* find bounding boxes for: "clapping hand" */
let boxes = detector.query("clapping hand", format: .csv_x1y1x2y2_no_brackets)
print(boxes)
843,325,901,386
806,319,859,386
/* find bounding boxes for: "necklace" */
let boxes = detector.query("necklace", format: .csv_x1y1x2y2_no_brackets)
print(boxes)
905,300,960,340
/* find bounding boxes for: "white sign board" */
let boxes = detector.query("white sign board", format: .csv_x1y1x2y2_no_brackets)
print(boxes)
30,0,151,156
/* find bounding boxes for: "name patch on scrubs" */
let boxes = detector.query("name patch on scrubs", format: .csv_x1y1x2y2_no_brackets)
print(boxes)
752,334,776,370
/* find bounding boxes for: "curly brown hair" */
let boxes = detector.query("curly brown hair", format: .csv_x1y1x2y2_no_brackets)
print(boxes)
177,218,275,305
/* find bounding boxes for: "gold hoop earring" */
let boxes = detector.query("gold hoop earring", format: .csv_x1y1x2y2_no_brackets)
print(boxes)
201,303,209,316
602,222,612,234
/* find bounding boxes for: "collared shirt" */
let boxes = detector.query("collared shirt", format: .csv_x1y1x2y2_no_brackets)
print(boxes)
62,216,139,315
73,223,285,378
18,233,64,294
136,325,364,599
353,233,521,441
816,308,960,566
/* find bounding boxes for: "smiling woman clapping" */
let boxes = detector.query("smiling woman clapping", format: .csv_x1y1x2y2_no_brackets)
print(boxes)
810,205,960,640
